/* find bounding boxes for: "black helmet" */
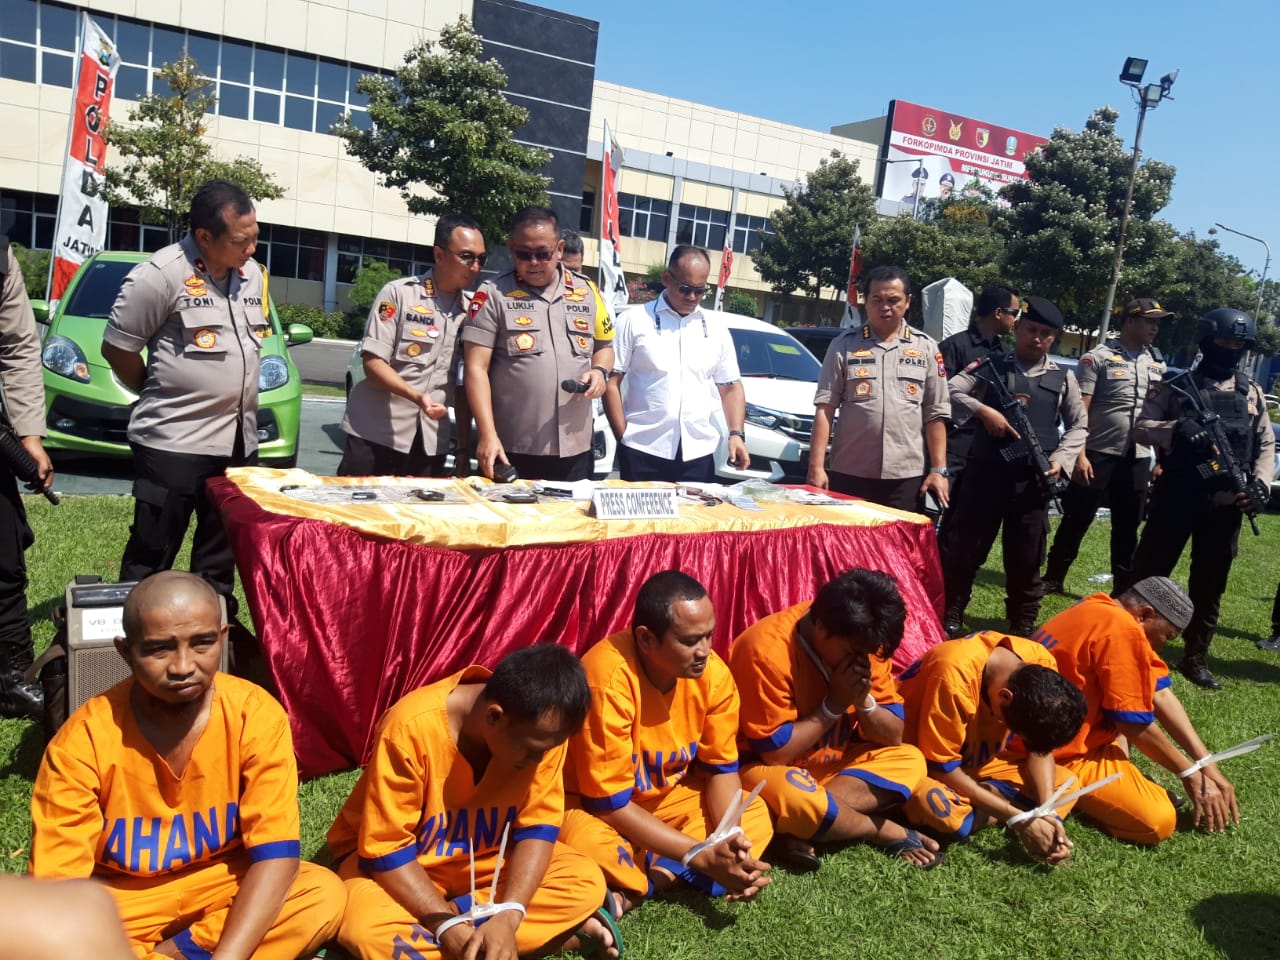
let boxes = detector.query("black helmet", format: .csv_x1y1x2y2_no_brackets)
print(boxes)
1196,307,1257,346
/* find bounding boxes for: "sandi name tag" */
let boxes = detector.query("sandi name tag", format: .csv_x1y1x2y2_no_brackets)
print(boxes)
591,488,680,520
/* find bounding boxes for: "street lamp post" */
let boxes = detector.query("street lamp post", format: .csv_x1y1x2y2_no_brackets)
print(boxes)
1098,58,1178,342
1213,222,1271,318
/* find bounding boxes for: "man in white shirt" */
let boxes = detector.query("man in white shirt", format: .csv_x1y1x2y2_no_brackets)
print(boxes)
604,246,749,482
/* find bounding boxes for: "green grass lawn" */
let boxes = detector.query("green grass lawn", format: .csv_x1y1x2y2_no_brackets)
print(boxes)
2,497,1278,959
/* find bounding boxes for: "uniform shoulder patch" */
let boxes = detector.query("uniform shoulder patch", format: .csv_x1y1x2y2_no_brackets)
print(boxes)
377,300,396,322
1081,355,1093,367
468,290,490,320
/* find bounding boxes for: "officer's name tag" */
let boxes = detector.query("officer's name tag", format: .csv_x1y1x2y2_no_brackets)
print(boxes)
591,488,680,520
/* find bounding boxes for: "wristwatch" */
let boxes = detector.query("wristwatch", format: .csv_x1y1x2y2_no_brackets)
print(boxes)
591,365,610,379
728,429,746,439
929,467,950,476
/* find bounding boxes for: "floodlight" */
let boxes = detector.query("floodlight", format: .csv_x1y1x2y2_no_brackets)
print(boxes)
1120,57,1148,84
1160,69,1179,95
1141,84,1164,107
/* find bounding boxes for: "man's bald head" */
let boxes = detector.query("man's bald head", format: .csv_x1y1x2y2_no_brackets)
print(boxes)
122,572,221,643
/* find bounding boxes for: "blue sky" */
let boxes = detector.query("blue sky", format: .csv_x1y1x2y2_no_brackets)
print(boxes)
550,0,1277,284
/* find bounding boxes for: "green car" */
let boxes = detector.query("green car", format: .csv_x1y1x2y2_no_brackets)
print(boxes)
34,251,313,466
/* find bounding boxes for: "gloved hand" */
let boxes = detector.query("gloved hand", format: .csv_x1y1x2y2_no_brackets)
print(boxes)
1245,477,1270,512
1174,418,1212,453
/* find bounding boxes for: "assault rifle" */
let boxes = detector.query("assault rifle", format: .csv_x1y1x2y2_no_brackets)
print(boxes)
0,382,58,505
969,356,1069,511
1161,367,1261,536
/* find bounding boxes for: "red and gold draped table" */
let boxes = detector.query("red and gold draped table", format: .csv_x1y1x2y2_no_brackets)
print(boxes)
209,469,945,777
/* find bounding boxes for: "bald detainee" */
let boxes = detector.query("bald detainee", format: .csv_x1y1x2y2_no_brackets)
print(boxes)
30,571,345,960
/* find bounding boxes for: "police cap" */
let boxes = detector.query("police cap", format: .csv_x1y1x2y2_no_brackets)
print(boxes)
1021,295,1064,330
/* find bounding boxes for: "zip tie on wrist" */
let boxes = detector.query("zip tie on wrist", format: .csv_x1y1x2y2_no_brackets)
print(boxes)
1006,772,1124,828
1178,733,1273,779
856,697,878,714
818,698,843,722
681,780,767,866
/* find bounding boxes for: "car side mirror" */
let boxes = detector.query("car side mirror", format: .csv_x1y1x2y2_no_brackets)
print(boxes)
284,323,313,347
30,299,49,324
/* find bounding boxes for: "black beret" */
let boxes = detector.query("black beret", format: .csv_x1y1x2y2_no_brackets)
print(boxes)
1022,295,1064,330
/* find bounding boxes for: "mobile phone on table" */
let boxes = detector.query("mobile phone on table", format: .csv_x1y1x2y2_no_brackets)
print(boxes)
502,491,537,504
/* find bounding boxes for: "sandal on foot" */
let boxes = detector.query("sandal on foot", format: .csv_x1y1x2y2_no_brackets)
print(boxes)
883,828,945,870
575,905,625,959
765,834,821,873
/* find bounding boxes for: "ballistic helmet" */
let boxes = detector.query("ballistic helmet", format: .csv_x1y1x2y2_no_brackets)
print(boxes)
1195,307,1256,347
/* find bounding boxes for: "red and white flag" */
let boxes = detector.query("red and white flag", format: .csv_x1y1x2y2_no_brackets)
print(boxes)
713,244,733,311
841,224,863,327
598,119,628,314
48,13,120,303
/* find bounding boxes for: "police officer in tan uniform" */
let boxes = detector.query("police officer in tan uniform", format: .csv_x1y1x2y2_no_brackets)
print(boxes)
102,179,267,607
1044,298,1168,596
462,206,615,482
808,264,950,512
941,296,1087,637
0,237,53,719
339,214,484,477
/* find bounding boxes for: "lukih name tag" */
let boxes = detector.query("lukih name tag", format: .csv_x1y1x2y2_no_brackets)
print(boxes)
591,488,681,520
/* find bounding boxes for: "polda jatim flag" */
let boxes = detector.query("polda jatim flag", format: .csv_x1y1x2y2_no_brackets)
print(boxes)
49,13,120,302
598,119,628,313
714,244,733,311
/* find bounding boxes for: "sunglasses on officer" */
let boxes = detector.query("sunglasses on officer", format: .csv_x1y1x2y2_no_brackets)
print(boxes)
512,248,557,263
674,282,709,297
446,249,487,268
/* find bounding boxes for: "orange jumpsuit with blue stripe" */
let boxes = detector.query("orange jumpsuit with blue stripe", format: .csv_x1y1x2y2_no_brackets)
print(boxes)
561,631,773,897
328,666,604,960
898,632,1078,837
729,603,926,840
29,673,345,960
1034,593,1177,844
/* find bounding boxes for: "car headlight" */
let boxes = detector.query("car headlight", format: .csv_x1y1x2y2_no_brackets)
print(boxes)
745,403,781,430
42,335,91,383
259,355,290,392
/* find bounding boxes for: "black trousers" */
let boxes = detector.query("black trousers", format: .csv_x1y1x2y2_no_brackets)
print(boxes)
1272,580,1280,634
0,465,34,673
941,460,1050,628
505,451,592,483
1045,450,1150,593
337,430,445,478
828,472,924,513
1131,476,1242,665
120,439,257,604
617,442,716,483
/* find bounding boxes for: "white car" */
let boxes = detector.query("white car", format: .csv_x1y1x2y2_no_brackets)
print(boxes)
347,311,823,481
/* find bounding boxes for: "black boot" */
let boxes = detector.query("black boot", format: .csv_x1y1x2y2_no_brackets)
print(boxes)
942,603,965,638
1180,631,1222,690
0,669,43,721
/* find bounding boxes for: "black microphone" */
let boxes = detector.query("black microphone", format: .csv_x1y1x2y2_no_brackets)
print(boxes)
561,379,589,394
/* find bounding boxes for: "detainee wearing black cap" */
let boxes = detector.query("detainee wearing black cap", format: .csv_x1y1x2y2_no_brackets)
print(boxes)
939,296,1088,637
1130,307,1275,689
1043,298,1170,597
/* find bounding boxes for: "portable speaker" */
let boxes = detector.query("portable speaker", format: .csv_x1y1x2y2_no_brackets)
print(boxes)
64,578,229,714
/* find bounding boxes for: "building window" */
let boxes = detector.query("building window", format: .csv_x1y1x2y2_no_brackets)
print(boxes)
336,234,433,284
0,3,382,132
579,190,595,234
676,204,729,250
617,193,670,243
105,207,169,252
254,224,325,281
731,214,774,255
0,189,57,249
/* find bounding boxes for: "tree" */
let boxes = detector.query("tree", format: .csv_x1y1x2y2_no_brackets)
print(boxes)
10,243,51,300
724,290,759,317
104,56,284,242
349,260,399,316
334,17,550,244
997,107,1180,330
753,151,877,303
1150,232,1255,359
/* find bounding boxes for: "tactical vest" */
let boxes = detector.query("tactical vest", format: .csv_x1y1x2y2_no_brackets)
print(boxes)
1165,372,1255,481
974,356,1064,465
